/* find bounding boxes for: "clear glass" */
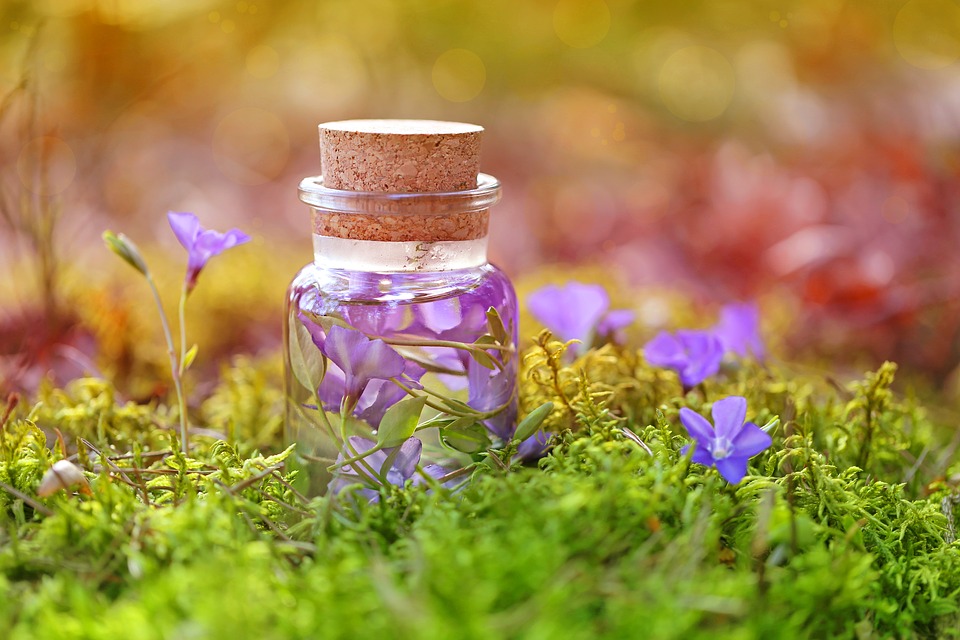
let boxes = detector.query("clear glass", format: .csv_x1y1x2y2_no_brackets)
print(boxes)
284,175,518,497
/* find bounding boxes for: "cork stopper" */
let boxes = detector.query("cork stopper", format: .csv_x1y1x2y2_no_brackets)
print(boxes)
313,119,490,243
319,119,483,192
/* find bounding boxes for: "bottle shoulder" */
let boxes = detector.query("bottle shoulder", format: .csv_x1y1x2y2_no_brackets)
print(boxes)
288,261,516,308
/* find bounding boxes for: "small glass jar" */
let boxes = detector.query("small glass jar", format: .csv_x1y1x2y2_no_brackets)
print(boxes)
284,172,518,497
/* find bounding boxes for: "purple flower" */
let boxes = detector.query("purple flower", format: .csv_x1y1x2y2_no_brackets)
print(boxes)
679,396,772,484
343,303,410,337
299,316,423,425
318,324,407,406
644,330,723,389
467,355,517,441
329,436,422,500
712,302,765,359
515,430,551,461
528,282,634,358
317,358,426,426
167,212,250,292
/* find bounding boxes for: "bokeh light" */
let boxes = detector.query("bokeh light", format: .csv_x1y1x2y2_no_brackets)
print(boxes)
212,108,290,186
658,46,735,122
553,0,611,49
0,0,959,382
246,45,280,79
432,49,486,103
893,0,960,69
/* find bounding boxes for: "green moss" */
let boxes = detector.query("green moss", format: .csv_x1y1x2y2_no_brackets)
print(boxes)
1,348,959,639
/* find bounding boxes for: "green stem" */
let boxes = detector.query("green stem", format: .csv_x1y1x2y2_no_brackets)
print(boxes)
380,336,514,353
312,402,340,447
145,272,189,454
380,336,512,371
177,283,188,377
338,401,380,486
389,377,515,420
327,441,384,473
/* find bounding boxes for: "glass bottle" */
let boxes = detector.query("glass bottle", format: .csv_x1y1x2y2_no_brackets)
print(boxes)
284,120,518,497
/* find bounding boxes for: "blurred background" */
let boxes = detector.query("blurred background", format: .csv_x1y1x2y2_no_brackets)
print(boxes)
1,0,959,397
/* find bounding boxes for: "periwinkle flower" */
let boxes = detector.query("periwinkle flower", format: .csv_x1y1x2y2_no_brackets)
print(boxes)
317,358,426,426
167,212,250,292
467,355,517,441
299,317,423,425
713,302,765,359
644,330,723,390
528,282,634,358
320,324,406,404
329,436,422,501
679,396,772,484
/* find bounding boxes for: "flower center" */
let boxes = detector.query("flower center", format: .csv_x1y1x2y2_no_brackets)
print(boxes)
712,436,734,460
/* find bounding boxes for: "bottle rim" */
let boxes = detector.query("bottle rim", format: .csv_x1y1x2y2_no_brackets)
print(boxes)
298,173,501,216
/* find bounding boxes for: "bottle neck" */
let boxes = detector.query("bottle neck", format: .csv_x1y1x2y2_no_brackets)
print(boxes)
313,235,489,272
299,173,500,272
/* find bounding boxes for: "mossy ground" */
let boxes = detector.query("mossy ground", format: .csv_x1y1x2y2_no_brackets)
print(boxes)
2,332,960,639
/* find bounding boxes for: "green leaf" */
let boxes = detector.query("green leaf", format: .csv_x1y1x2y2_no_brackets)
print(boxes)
760,416,780,433
469,348,497,370
182,344,199,371
441,421,490,454
486,307,508,344
513,401,554,443
288,315,326,393
102,231,148,276
376,396,427,448
474,334,498,347
442,415,479,432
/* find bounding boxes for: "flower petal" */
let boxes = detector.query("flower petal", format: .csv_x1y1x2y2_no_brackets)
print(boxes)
390,437,423,480
350,339,406,389
356,360,426,426
679,407,715,446
714,455,750,484
597,309,635,337
714,302,764,359
689,443,716,466
711,396,748,440
316,361,346,411
731,422,772,458
220,228,252,250
516,430,550,461
676,331,723,388
321,325,364,378
167,211,200,250
528,282,609,348
338,436,388,476
644,332,686,368
297,313,327,351
416,464,460,489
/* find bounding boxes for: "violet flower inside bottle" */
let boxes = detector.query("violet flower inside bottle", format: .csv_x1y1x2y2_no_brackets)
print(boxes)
284,120,518,497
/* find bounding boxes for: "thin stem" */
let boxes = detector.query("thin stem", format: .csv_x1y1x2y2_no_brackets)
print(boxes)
380,336,511,371
338,402,380,486
327,441,384,473
389,377,514,420
145,272,189,454
178,283,188,377
379,336,514,353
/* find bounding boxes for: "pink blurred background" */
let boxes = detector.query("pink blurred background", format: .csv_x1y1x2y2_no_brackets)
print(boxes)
1,0,959,389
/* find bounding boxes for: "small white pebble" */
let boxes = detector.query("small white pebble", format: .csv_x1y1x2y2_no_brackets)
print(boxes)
37,460,90,497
